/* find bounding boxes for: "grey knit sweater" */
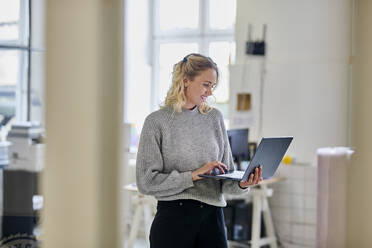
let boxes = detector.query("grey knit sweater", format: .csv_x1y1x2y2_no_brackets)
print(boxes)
136,106,249,207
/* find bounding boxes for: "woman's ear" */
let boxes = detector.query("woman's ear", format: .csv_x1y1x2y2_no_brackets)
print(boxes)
183,77,189,88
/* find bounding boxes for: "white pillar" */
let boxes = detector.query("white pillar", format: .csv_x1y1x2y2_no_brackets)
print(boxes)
348,0,372,246
42,0,124,247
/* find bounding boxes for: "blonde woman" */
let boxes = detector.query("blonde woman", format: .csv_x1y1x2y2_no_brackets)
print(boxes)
136,53,262,248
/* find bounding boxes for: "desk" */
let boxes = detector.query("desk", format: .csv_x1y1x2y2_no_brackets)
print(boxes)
124,177,284,248
247,177,284,248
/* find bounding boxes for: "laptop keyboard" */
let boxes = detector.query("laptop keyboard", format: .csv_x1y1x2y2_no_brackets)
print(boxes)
215,170,245,179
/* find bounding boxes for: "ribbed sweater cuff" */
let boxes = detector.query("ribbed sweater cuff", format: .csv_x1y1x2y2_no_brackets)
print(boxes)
235,181,250,193
183,171,194,189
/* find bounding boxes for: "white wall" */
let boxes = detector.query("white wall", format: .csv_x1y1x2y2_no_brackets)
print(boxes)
270,165,318,247
230,0,352,165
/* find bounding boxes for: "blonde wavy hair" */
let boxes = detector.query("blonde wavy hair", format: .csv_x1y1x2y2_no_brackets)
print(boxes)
161,53,219,114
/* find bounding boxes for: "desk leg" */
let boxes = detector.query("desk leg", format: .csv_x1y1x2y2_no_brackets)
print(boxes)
128,202,143,248
260,185,277,248
251,194,262,248
263,195,277,248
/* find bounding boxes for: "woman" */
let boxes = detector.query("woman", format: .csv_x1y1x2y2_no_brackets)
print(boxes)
136,53,262,248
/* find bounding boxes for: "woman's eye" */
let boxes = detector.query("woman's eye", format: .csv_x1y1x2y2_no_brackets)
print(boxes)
203,83,216,90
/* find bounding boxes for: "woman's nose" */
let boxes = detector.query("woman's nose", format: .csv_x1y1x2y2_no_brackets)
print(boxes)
206,88,212,96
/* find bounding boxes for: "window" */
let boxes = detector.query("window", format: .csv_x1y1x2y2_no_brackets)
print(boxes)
151,0,236,116
0,0,30,121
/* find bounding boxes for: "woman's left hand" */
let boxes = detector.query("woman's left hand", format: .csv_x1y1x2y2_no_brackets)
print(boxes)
239,165,263,189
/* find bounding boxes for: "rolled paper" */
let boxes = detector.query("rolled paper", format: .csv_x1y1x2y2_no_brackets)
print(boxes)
316,147,353,248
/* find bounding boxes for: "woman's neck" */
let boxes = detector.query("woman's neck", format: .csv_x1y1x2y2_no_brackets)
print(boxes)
183,102,197,110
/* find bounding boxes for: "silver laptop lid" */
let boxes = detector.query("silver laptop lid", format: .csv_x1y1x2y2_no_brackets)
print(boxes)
242,137,293,180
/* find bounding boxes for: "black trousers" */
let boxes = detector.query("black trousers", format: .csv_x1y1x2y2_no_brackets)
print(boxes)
149,199,228,248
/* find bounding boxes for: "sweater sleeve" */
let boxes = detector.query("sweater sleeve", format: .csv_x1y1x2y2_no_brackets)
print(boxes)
136,116,194,197
217,113,250,195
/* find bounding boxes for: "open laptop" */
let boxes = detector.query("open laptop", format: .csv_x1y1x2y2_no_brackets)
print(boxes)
199,137,293,181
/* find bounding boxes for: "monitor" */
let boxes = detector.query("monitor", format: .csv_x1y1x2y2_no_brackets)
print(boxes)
227,128,249,170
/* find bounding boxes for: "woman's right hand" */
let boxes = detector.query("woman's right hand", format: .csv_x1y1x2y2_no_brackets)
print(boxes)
191,161,228,181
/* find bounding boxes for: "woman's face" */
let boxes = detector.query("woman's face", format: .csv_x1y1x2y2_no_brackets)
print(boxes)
183,68,217,109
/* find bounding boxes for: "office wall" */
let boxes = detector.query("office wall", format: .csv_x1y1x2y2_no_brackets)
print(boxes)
43,0,123,247
270,165,318,247
347,0,372,246
232,0,352,165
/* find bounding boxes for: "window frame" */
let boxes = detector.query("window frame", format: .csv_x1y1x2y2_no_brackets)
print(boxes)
150,0,236,110
0,0,30,121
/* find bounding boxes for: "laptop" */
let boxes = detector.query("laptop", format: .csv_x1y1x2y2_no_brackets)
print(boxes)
199,137,293,181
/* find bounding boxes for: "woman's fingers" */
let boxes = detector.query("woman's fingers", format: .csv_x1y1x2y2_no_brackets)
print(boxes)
252,166,263,184
197,161,229,176
257,166,262,183
215,165,225,174
195,161,230,180
248,173,253,184
258,165,262,179
201,162,225,175
253,167,259,183
216,162,228,171
242,166,263,186
212,162,227,174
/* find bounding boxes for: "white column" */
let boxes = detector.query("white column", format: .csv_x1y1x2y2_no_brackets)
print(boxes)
348,0,372,246
42,0,124,247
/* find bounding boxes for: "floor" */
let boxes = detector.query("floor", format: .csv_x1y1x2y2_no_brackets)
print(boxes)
125,239,256,248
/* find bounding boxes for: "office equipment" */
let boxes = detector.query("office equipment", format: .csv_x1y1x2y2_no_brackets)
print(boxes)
245,24,266,56
8,122,44,139
226,177,284,248
7,122,45,172
2,122,45,239
2,170,39,238
223,200,266,241
235,202,266,241
227,128,249,170
200,137,293,181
